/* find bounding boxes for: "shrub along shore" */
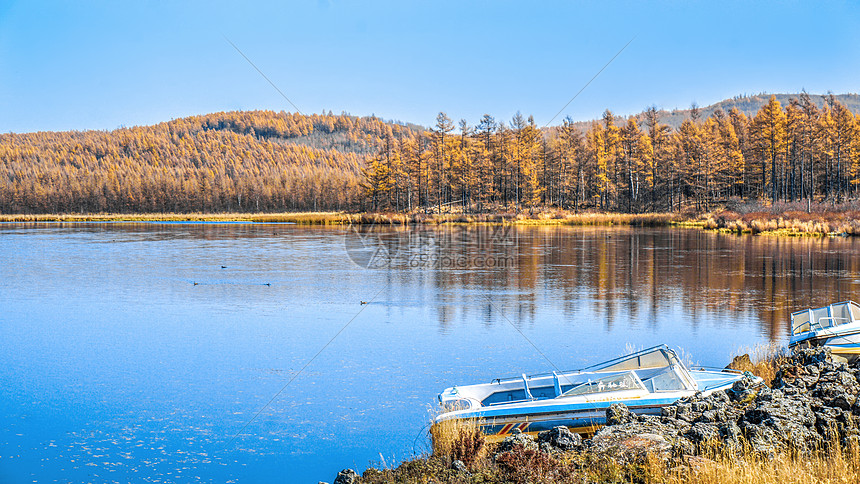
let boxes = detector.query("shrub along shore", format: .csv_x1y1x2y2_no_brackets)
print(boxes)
327,346,860,484
4,203,860,236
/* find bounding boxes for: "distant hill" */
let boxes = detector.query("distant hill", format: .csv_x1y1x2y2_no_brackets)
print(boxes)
653,93,860,128
562,93,860,131
179,110,426,156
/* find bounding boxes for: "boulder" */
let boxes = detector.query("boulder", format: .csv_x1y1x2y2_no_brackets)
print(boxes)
685,422,720,444
333,469,358,484
495,429,538,454
728,377,759,402
814,369,860,409
537,426,582,451
774,361,820,390
790,347,832,367
589,411,681,463
590,426,674,464
606,403,636,426
727,354,752,371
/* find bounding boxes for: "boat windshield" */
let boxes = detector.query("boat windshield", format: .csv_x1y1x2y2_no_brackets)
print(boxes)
562,371,645,397
640,366,690,392
791,301,860,335
593,347,680,372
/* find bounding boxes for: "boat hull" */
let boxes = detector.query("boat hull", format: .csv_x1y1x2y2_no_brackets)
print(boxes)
789,327,860,361
437,395,682,443
789,331,860,361
434,347,757,443
475,401,671,442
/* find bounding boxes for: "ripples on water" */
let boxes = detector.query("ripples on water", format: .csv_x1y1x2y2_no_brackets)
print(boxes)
0,223,857,482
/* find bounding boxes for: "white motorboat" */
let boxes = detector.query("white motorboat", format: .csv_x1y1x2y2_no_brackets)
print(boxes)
789,301,860,360
435,345,758,441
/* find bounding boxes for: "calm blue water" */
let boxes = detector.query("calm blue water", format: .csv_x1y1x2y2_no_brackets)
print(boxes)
1,223,859,483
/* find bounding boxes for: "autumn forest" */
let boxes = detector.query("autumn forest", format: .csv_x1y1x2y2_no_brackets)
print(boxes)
1,93,858,215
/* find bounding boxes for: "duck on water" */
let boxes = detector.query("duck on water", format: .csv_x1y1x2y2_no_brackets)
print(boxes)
435,345,760,442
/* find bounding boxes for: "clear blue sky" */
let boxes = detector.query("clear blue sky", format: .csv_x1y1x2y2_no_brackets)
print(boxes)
1,1,859,133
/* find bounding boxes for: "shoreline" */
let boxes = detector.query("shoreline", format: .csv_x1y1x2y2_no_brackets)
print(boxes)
2,210,860,237
0,211,686,226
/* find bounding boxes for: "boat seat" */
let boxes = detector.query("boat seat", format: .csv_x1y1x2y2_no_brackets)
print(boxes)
522,374,534,400
552,371,562,397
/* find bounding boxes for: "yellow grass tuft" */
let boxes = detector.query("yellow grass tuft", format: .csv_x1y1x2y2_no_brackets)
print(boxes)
429,417,488,468
726,343,789,386
555,212,685,227
702,209,860,236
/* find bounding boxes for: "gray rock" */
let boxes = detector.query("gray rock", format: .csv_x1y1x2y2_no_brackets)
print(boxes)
450,459,467,472
590,424,674,464
537,426,582,451
495,430,538,454
675,402,696,423
755,386,775,401
774,363,819,390
333,469,358,484
728,377,759,402
743,398,816,428
814,370,860,409
606,403,635,425
852,398,860,416
590,412,686,459
699,409,725,423
661,405,677,419
792,346,832,366
691,400,713,413
686,422,720,444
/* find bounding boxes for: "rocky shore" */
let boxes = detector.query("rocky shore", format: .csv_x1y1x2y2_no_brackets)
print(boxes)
328,347,860,483
586,347,860,462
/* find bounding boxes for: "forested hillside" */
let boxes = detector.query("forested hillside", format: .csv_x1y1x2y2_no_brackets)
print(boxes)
364,93,860,213
0,111,423,213
2,93,859,215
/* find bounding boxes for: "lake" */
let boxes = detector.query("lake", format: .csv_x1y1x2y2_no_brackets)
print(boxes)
1,223,858,483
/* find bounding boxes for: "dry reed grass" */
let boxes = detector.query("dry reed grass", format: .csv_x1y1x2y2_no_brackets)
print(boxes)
515,211,685,226
660,440,860,484
704,207,860,236
0,211,354,224
429,417,488,469
0,210,689,227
